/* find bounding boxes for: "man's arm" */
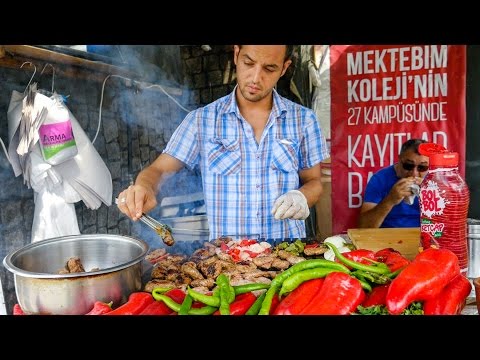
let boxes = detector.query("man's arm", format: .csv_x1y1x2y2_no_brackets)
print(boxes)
298,163,323,207
357,200,397,228
358,177,417,228
118,153,185,221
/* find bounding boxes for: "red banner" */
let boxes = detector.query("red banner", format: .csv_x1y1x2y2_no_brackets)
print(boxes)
330,45,466,234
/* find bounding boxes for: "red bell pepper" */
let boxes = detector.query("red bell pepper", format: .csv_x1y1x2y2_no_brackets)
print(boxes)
105,292,155,315
13,304,25,315
423,274,472,315
160,288,187,304
269,292,281,314
213,292,257,315
85,301,113,315
337,249,376,269
299,272,366,315
385,247,460,315
361,283,390,307
374,248,410,272
273,278,324,315
139,300,173,315
139,288,190,315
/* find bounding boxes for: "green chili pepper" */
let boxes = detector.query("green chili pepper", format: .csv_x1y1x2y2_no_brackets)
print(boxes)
355,276,372,292
154,294,217,315
325,243,391,275
153,294,183,312
188,305,218,315
233,283,271,295
216,274,235,303
386,268,404,279
216,274,235,315
245,292,267,315
187,288,220,307
279,267,346,297
258,259,350,315
178,293,193,315
353,270,391,285
150,286,174,294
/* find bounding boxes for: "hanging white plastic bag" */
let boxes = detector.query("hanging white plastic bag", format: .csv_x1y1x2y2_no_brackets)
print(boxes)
38,94,78,165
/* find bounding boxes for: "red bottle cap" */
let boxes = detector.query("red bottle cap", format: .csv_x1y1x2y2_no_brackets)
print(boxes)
418,143,458,167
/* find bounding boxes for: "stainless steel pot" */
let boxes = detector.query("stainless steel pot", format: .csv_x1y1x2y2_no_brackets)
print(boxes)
468,219,480,279
3,234,149,315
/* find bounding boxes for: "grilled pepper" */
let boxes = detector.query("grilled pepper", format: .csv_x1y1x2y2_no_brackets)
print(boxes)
299,271,365,315
423,274,472,315
274,278,324,315
105,292,155,315
385,247,460,315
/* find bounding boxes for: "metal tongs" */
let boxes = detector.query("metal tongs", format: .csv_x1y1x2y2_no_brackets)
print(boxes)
140,213,175,246
115,198,175,246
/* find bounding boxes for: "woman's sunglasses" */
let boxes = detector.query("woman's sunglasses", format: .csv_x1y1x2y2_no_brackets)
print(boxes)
401,161,429,172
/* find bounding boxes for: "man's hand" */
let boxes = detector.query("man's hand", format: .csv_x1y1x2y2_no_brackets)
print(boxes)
117,184,157,221
388,177,420,205
271,190,310,220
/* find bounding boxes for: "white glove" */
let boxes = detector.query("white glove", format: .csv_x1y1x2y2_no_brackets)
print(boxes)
271,190,310,220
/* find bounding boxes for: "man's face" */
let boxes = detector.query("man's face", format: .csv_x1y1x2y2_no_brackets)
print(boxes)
398,149,430,178
233,45,292,103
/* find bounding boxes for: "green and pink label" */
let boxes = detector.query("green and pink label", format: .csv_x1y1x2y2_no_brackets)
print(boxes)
39,120,76,160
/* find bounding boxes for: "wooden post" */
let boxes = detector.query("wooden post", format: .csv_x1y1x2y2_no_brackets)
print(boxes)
315,158,332,240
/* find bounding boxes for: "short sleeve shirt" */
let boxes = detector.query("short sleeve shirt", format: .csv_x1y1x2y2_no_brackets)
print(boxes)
163,87,329,240
363,165,421,228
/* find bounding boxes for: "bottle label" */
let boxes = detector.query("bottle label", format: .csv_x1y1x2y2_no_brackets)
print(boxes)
419,179,448,217
39,120,77,161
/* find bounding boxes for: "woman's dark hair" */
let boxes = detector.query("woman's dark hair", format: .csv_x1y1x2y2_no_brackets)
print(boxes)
400,138,427,155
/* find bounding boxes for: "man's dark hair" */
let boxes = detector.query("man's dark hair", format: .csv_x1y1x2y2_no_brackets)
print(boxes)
285,45,295,61
400,138,427,155
238,45,294,62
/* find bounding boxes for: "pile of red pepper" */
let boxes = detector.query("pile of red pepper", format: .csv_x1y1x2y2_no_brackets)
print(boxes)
13,244,473,316
259,244,471,315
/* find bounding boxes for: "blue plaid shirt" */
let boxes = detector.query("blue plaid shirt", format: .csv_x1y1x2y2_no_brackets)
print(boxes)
163,87,329,240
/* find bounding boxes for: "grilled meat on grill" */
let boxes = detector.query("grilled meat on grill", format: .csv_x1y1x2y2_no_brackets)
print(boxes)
144,238,328,295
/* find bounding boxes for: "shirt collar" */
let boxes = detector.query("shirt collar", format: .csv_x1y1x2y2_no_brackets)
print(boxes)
222,85,288,119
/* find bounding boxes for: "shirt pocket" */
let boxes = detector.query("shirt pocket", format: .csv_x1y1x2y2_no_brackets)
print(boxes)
206,138,241,175
271,138,299,173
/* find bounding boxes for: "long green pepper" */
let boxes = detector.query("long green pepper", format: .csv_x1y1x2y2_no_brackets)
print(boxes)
258,258,350,315
325,242,391,275
279,267,348,297
216,274,235,315
245,292,267,315
153,294,217,315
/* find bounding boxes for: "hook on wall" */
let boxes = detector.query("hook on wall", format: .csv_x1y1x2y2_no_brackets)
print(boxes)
40,63,56,93
20,61,37,92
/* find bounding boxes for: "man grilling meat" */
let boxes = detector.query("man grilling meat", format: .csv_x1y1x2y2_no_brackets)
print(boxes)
117,45,329,240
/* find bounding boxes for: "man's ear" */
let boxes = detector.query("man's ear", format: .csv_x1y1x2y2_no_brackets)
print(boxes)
233,45,240,66
281,59,292,77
